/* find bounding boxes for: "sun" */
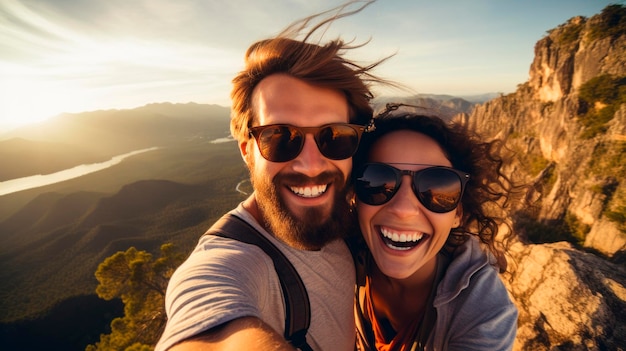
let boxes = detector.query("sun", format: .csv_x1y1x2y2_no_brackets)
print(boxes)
0,73,78,133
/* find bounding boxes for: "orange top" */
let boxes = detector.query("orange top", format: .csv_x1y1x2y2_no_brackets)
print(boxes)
364,275,422,351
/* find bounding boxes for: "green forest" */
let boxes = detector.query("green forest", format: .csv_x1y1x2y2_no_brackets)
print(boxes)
0,104,246,350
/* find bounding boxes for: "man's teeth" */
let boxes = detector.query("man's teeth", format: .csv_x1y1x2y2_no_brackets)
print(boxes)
290,184,328,197
381,227,424,244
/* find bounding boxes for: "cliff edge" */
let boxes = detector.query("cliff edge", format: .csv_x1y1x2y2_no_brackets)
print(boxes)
462,5,625,350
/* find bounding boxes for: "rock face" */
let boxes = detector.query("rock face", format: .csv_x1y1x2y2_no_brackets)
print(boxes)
503,241,625,350
466,5,626,257
460,5,626,350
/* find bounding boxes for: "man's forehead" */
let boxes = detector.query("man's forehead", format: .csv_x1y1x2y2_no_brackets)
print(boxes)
251,75,350,126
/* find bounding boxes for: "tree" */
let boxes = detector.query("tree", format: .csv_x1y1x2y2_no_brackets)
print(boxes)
86,244,185,351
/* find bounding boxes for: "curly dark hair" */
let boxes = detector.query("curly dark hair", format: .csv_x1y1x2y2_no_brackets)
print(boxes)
353,104,521,272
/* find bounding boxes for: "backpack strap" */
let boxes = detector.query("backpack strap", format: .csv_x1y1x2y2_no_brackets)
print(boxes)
206,213,313,351
345,235,376,350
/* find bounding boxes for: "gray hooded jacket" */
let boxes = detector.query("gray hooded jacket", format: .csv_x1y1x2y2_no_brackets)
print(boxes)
354,236,518,351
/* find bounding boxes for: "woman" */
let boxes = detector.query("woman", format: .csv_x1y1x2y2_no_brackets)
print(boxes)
350,105,520,351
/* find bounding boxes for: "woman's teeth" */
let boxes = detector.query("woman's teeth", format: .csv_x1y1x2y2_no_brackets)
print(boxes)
290,184,327,198
380,226,424,250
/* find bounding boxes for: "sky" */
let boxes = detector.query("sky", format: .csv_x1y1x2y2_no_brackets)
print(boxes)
0,0,619,132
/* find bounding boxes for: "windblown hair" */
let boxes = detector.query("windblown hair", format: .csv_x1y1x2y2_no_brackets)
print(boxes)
230,0,393,141
354,105,523,272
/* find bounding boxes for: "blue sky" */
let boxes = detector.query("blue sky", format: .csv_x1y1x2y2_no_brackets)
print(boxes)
0,0,618,132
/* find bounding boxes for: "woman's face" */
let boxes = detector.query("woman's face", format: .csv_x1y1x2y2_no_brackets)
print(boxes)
356,130,462,280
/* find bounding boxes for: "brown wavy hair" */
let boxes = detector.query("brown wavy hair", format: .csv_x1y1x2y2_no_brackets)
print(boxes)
353,104,525,272
230,0,394,141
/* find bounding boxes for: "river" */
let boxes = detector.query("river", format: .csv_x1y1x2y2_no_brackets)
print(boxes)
0,147,159,196
235,179,251,195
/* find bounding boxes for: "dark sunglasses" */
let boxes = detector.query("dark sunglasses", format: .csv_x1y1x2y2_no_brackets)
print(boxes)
354,162,470,213
249,123,365,162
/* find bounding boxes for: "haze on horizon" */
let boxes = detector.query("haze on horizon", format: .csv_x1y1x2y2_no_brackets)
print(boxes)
0,0,616,133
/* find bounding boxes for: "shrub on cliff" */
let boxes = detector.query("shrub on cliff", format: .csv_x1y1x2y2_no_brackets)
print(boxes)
577,74,626,138
588,4,626,41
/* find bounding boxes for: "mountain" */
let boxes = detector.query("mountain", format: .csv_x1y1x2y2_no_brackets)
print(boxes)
464,6,626,257
457,92,501,103
458,5,625,350
372,94,477,121
0,102,231,181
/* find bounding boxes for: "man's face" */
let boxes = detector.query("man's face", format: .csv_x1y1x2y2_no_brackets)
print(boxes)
240,74,354,250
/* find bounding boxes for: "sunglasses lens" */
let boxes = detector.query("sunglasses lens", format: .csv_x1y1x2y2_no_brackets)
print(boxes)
317,125,360,160
355,163,465,211
416,169,462,213
257,125,303,162
355,163,398,205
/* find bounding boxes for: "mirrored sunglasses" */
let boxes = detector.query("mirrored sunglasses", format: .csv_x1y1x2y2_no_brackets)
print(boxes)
249,123,365,162
354,162,470,213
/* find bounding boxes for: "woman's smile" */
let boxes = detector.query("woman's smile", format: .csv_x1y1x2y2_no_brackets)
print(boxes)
378,225,429,251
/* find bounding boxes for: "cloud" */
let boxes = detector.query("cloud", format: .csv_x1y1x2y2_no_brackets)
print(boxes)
0,0,614,131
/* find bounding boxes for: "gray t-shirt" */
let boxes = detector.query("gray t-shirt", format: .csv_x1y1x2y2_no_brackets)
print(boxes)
156,204,356,351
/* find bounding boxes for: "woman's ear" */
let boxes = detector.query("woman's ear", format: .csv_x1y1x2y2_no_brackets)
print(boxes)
453,205,463,227
346,189,356,210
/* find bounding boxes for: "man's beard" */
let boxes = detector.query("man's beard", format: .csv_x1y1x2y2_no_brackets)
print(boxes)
251,168,354,250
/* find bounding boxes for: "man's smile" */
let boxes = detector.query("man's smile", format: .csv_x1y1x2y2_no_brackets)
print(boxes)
289,184,329,198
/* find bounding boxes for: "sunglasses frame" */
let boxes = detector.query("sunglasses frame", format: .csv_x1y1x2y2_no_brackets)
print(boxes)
354,162,470,213
248,123,366,162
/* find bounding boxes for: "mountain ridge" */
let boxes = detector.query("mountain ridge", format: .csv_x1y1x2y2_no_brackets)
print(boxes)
0,103,232,181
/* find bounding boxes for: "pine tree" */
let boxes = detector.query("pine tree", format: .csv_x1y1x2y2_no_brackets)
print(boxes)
86,244,185,351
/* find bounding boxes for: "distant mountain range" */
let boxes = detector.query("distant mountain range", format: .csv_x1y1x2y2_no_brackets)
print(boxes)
0,103,246,349
371,93,493,121
0,103,231,182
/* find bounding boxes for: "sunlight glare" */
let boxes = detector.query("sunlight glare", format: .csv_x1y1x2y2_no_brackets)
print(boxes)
0,68,80,132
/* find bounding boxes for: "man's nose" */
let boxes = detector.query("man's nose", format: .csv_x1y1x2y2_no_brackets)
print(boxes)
291,134,327,177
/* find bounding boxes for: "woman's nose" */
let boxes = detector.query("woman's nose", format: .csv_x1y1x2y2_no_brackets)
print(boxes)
386,176,422,218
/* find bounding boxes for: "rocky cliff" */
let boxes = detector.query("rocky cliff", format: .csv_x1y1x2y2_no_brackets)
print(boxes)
460,5,626,350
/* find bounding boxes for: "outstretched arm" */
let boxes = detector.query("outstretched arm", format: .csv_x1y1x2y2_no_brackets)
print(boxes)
169,316,296,351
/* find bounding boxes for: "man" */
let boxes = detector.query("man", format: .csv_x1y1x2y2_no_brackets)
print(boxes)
156,2,389,350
